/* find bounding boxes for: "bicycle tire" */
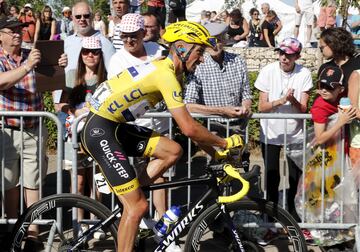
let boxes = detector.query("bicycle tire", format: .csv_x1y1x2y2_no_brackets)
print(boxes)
184,198,308,252
9,193,118,252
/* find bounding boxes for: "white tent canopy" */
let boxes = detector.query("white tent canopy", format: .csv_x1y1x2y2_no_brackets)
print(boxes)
186,0,225,22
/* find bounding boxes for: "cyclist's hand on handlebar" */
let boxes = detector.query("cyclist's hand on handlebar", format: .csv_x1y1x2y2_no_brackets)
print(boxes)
225,134,243,150
214,149,229,161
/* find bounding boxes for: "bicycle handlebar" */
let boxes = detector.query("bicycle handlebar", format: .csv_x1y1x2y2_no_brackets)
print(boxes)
217,164,250,204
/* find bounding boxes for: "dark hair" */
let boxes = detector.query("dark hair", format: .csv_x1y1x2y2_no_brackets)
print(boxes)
9,5,19,14
70,49,106,108
41,5,53,23
0,1,9,16
142,12,161,27
229,8,243,25
320,27,355,60
249,8,259,16
76,49,106,87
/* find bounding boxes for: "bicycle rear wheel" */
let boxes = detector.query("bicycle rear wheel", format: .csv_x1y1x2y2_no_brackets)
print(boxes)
184,198,307,252
9,193,118,252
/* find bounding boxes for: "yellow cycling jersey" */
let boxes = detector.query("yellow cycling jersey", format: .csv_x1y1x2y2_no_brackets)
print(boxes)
89,57,184,123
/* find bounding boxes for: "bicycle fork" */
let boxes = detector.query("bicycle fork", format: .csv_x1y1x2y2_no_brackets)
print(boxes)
220,204,245,252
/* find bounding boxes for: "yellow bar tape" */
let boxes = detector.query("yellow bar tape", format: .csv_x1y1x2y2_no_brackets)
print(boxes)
218,164,250,203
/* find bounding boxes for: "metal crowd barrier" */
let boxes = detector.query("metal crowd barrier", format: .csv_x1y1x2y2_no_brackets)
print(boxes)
1,110,359,249
0,111,63,226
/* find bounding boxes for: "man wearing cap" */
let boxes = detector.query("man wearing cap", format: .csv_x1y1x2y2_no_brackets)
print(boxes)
108,0,130,50
0,17,67,251
108,13,164,78
18,3,35,49
60,6,73,39
255,37,313,222
184,22,252,167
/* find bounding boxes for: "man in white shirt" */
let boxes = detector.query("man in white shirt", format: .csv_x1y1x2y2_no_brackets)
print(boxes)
108,13,164,78
255,37,313,222
294,0,314,48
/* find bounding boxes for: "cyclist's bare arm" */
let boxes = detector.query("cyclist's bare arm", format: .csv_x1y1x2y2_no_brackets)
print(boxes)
169,106,227,148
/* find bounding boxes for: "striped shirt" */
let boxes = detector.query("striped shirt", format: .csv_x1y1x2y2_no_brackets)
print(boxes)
112,23,124,51
0,48,43,128
184,51,252,123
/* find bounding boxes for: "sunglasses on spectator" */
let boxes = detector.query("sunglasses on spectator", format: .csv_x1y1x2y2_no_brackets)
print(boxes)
75,14,91,20
318,81,341,91
81,48,101,56
253,13,259,15
120,33,140,42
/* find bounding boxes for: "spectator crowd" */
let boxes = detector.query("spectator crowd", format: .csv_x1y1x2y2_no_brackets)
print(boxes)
0,0,359,251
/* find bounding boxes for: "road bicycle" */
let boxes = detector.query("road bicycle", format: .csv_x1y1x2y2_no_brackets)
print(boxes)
8,150,307,252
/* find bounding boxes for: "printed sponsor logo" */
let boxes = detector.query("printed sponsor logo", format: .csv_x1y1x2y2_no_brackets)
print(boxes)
100,140,129,178
172,91,183,103
90,128,105,137
107,88,148,114
155,202,204,251
115,184,135,194
137,141,146,152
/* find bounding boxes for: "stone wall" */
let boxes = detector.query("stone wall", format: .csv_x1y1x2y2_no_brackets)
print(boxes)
225,47,323,73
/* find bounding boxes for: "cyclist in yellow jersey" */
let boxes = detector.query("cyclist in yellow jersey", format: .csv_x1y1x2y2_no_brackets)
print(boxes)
81,21,243,252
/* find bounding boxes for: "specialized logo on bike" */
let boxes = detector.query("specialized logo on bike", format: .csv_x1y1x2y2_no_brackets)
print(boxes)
90,128,105,137
100,140,129,178
137,141,146,152
107,88,148,114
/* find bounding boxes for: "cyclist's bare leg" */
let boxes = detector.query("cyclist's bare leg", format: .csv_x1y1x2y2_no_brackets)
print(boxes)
153,176,167,217
139,136,183,184
117,188,148,252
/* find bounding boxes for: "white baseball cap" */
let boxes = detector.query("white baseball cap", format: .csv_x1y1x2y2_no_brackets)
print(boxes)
62,6,71,13
119,13,144,33
24,3,32,9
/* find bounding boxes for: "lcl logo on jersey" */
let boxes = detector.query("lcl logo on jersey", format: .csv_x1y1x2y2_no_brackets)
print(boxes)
90,128,105,137
137,141,146,152
172,91,183,103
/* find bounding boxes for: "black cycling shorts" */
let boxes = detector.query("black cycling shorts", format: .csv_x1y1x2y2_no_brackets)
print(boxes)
81,112,160,195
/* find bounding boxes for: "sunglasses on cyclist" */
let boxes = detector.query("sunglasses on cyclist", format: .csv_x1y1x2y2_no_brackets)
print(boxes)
318,81,342,91
208,37,217,47
81,48,101,56
75,13,91,20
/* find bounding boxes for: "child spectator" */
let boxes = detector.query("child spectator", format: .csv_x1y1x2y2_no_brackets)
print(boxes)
60,6,73,39
311,66,356,146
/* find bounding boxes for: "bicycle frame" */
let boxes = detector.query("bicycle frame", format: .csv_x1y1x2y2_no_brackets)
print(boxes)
143,172,244,252
66,165,249,251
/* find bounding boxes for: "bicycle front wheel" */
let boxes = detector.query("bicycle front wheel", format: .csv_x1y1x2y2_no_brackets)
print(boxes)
9,193,118,252
184,198,307,252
